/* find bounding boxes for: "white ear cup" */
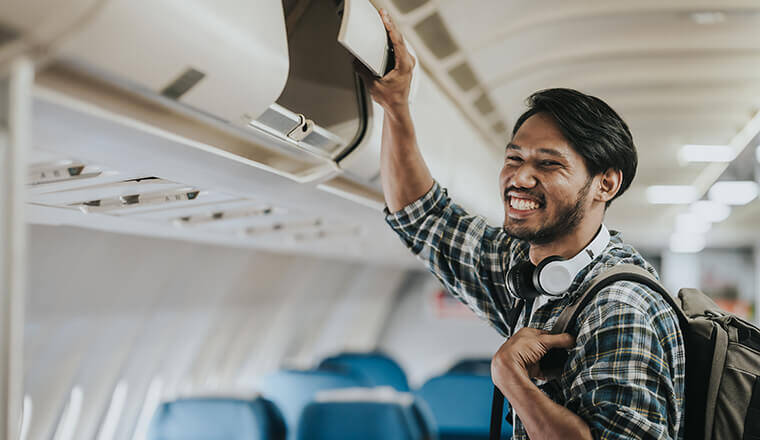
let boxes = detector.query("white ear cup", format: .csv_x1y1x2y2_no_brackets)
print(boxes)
538,263,576,296
536,225,611,297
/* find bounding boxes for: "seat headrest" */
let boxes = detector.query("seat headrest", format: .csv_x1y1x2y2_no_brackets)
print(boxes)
147,396,285,440
318,352,409,391
314,386,414,405
298,390,436,440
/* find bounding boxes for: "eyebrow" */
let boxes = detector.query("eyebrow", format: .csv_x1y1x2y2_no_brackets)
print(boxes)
506,143,567,160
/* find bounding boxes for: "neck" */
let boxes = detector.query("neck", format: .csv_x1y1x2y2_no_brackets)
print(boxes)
528,212,604,265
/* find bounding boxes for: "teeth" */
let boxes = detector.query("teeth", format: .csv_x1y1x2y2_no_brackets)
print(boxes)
510,197,539,211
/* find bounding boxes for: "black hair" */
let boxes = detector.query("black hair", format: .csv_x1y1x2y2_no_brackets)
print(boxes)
512,88,637,208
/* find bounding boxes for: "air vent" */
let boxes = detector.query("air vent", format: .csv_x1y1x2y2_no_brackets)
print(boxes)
448,62,478,92
0,22,20,47
390,0,429,14
161,68,206,100
474,93,495,115
413,13,459,59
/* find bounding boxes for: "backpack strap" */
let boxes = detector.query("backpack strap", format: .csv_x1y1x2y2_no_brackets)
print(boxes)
540,264,688,379
489,298,530,440
550,264,687,336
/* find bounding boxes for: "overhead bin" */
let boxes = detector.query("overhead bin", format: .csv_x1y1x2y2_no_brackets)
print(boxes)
5,0,398,208
1,0,290,126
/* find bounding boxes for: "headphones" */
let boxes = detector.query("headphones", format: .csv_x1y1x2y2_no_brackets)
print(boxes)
506,225,610,300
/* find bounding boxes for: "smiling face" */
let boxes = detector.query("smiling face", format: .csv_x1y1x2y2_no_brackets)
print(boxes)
499,112,596,245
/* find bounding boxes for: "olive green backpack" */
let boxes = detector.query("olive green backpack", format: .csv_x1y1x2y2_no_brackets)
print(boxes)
490,264,760,439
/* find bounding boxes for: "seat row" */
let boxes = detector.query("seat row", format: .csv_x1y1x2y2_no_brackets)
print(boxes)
148,353,512,439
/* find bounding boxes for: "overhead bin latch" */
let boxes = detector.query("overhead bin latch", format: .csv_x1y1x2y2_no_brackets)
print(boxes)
287,114,314,142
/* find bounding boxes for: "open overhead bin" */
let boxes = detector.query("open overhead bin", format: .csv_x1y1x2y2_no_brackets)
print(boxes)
2,0,396,199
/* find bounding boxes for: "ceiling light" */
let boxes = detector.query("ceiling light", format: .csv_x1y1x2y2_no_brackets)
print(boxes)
678,144,735,163
708,181,759,206
689,200,731,223
675,213,711,234
646,185,698,204
690,11,726,25
669,233,706,253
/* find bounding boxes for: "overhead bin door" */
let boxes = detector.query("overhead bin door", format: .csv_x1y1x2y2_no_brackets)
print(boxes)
37,0,290,127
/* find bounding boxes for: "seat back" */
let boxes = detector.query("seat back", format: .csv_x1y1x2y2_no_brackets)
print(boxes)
416,374,511,440
318,352,409,391
258,369,369,440
446,358,492,376
147,396,285,440
298,387,437,440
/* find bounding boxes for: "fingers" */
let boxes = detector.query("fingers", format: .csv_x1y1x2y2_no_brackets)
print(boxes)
379,9,414,73
380,9,404,51
539,333,576,349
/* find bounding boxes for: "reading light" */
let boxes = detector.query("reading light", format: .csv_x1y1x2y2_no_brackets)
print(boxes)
689,200,731,223
690,11,727,25
669,233,706,253
678,144,735,163
646,185,698,204
675,213,711,234
708,181,759,206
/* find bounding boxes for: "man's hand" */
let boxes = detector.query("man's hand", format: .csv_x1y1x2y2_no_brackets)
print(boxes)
355,9,416,118
491,328,575,391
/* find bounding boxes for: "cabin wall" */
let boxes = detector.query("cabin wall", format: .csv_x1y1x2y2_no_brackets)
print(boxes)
379,272,504,387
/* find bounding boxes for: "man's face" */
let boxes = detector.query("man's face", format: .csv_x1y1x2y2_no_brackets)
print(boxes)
499,113,595,245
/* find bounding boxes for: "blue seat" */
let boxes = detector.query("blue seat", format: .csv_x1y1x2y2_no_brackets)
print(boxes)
258,369,369,440
416,374,512,440
297,387,437,440
318,352,410,391
446,358,492,376
147,396,285,440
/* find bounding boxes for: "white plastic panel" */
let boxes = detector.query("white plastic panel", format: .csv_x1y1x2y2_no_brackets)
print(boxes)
52,0,289,124
338,0,390,77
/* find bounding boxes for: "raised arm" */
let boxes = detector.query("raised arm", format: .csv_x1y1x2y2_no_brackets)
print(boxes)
355,9,433,212
356,10,521,335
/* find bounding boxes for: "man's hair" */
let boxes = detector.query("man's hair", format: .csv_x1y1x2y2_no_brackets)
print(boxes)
512,88,637,208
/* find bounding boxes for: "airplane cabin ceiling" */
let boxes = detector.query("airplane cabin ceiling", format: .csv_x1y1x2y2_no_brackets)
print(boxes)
376,0,760,248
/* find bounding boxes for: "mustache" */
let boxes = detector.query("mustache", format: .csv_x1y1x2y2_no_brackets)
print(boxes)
503,187,546,204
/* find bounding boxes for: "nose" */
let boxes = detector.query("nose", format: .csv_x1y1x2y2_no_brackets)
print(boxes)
505,163,537,189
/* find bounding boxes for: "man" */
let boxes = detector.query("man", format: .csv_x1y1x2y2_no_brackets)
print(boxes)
357,9,685,440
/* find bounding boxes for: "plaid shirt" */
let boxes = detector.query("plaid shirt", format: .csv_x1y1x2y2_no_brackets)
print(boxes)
385,182,685,440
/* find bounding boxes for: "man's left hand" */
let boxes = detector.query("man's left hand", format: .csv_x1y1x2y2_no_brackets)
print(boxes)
491,328,575,391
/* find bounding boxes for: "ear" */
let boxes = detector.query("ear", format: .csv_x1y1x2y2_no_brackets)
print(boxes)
595,168,622,203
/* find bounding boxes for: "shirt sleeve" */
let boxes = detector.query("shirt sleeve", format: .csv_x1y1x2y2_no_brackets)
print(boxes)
385,181,520,335
562,283,683,440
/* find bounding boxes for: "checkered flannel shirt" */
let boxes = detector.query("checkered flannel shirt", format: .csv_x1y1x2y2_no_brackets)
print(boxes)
385,182,685,440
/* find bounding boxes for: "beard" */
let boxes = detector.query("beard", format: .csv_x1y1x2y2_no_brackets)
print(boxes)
503,176,593,245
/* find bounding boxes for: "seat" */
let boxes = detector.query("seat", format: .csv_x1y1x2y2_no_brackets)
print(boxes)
446,358,492,376
257,369,369,440
147,396,285,440
416,374,512,440
318,351,410,391
297,387,437,440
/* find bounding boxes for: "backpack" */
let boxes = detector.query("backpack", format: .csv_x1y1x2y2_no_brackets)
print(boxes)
489,264,760,440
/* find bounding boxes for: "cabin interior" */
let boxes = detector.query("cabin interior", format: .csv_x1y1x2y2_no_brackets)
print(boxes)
1,0,760,439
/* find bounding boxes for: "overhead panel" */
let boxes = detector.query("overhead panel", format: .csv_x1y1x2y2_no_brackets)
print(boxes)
448,62,479,92
413,12,459,59
0,21,20,46
474,93,495,116
492,121,507,135
389,0,428,14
